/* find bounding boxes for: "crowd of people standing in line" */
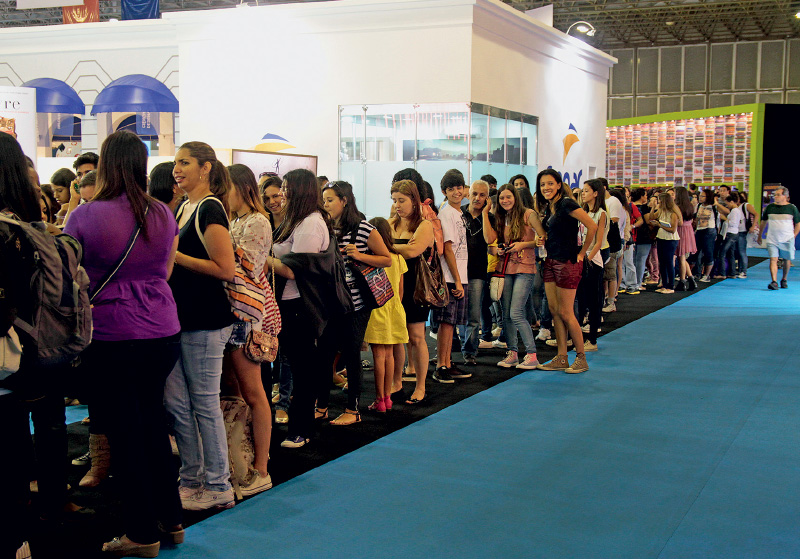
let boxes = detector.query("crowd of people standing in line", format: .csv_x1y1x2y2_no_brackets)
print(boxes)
1,128,797,559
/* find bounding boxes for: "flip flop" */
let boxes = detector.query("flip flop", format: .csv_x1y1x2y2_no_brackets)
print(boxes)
405,395,426,405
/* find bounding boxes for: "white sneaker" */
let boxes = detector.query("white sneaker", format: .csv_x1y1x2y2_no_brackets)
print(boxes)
497,351,519,368
478,339,494,349
428,330,438,340
491,326,502,338
737,272,747,279
240,472,273,497
182,487,235,511
581,324,601,334
178,485,201,501
535,328,551,341
602,302,616,312
516,353,540,369
583,341,598,352
545,338,573,347
491,339,507,349
699,275,711,283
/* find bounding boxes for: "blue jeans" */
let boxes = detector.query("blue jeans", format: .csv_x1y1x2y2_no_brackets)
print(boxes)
480,284,494,342
721,233,742,275
633,243,651,288
620,244,637,289
165,325,234,492
656,239,679,290
532,263,551,329
268,350,293,412
695,228,715,267
737,232,748,274
458,278,485,357
500,273,537,354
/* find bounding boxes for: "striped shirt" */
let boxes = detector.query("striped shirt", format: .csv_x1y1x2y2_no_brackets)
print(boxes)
340,220,375,312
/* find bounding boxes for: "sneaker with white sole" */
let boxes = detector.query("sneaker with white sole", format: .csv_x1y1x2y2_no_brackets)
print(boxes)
491,326,502,338
516,353,540,369
240,472,273,497
492,339,508,349
583,341,598,352
699,275,711,283
602,302,616,312
581,324,601,334
178,485,201,501
535,328,551,341
281,435,310,448
71,450,90,466
496,351,519,368
565,353,589,374
478,339,494,349
546,338,573,347
182,487,235,511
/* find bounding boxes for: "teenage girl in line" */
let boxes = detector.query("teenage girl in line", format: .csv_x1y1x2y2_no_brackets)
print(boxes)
363,217,408,412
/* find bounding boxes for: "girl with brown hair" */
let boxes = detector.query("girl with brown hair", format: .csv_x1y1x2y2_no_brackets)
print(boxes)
390,179,434,405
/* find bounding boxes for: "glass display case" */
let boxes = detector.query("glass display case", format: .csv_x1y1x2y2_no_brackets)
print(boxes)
339,102,538,218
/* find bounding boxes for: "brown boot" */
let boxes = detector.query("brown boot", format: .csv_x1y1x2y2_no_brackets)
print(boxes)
79,433,110,488
536,354,570,371
566,353,589,374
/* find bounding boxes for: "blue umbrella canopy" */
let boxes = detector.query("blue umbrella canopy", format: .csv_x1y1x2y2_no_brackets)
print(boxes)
91,74,178,115
21,78,85,115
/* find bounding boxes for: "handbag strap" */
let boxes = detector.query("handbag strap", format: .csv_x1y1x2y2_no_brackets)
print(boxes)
90,205,149,302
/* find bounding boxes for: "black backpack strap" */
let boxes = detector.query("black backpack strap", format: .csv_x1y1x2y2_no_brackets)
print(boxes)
90,205,149,302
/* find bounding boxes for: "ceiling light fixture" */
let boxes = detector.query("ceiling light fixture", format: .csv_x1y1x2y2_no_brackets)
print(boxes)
566,20,597,37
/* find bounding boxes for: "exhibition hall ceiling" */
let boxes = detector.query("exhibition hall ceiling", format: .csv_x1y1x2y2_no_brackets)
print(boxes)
511,0,800,50
1,0,799,51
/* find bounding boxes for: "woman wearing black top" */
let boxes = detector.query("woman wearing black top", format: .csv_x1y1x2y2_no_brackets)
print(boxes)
534,169,597,374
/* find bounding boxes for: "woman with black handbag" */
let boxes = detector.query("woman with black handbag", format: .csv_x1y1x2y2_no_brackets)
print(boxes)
65,130,186,556
221,164,274,495
390,179,435,405
265,169,343,448
317,181,391,424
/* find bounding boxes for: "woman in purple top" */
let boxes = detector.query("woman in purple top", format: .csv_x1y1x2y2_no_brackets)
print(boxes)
64,130,184,558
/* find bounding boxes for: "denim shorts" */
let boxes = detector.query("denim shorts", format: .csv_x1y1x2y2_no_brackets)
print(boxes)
227,320,252,349
767,241,796,260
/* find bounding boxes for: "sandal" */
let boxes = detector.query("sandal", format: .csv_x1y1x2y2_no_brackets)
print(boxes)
368,399,386,413
330,409,361,426
405,394,426,405
314,407,328,420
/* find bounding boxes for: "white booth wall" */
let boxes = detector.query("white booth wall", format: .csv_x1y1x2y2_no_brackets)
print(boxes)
0,0,614,202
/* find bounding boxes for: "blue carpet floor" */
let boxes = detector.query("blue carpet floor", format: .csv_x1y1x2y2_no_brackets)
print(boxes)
161,259,800,559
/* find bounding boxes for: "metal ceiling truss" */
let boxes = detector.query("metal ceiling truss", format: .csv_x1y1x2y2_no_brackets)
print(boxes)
1,0,799,51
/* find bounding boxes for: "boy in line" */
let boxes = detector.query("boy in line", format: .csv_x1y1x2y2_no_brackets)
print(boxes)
432,169,471,384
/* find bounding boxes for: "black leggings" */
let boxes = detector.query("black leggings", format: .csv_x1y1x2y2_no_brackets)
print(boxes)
317,307,371,411
577,260,604,344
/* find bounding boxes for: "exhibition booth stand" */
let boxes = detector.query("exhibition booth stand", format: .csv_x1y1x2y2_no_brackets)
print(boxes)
0,0,615,213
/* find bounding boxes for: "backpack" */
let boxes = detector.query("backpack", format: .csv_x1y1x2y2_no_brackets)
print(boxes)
606,218,622,253
420,199,444,256
0,215,92,369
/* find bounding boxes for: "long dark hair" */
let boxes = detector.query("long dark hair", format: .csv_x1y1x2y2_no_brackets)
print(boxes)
516,186,535,209
494,183,527,244
582,179,607,213
369,216,398,255
509,174,530,190
322,180,364,239
674,186,695,221
93,130,156,235
534,169,571,212
0,134,40,222
275,168,330,243
148,161,177,205
228,164,268,219
178,141,230,214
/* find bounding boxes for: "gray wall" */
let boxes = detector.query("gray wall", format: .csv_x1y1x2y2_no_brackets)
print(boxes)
608,39,800,120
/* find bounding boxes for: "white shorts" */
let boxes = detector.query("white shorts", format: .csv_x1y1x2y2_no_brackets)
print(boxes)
767,241,796,260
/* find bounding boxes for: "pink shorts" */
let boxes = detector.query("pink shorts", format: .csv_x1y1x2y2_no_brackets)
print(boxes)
542,258,582,289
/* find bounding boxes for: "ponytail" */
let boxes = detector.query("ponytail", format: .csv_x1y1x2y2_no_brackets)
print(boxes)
178,141,230,214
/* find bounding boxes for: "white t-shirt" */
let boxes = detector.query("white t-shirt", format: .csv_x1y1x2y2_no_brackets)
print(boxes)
438,202,468,284
605,195,625,243
273,212,330,300
726,206,743,237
